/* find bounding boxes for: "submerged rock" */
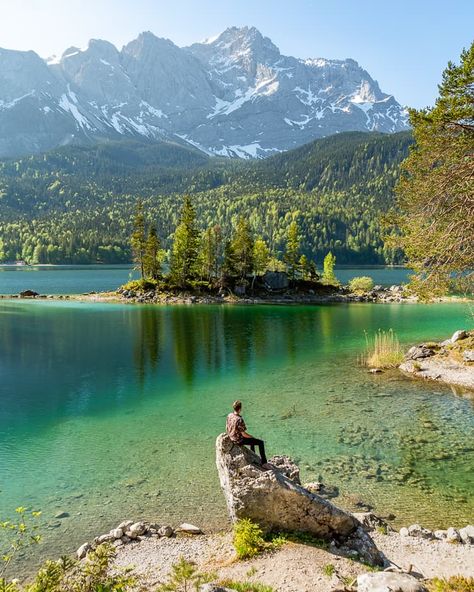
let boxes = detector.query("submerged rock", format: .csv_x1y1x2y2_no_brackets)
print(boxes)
215,433,383,566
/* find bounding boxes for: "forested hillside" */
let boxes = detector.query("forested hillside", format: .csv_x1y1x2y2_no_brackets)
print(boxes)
0,131,412,265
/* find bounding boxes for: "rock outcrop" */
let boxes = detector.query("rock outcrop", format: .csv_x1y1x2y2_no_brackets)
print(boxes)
400,330,474,390
215,433,383,566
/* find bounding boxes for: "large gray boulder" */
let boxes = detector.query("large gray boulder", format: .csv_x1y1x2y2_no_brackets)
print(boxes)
215,434,383,566
358,572,427,592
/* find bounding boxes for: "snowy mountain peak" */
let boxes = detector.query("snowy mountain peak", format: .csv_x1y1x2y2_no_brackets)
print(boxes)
0,27,409,159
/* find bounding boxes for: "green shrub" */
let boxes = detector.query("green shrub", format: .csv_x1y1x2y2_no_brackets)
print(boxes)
119,278,157,293
156,556,215,591
1,544,136,592
349,276,374,294
427,576,474,592
0,507,42,583
233,520,268,560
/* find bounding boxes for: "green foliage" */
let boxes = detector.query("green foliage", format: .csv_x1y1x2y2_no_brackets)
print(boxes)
131,200,146,278
156,556,215,592
232,520,287,560
198,225,222,282
1,543,135,592
348,276,375,293
394,42,474,297
427,576,474,592
283,220,301,280
253,238,271,278
119,279,158,293
232,217,254,282
0,507,42,578
322,564,336,577
0,132,412,265
321,252,339,286
170,197,200,287
233,520,268,560
143,225,165,280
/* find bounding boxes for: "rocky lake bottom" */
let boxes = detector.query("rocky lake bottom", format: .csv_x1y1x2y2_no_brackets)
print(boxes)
0,299,472,575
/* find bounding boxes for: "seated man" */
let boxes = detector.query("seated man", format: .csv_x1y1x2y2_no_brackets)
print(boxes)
226,399,267,465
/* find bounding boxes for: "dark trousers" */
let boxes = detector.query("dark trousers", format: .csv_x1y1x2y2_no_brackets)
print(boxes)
242,437,267,464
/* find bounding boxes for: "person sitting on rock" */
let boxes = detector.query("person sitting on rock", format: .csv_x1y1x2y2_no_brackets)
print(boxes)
226,400,268,465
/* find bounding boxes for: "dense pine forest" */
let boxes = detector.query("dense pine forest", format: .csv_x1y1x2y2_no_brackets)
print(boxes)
0,131,412,265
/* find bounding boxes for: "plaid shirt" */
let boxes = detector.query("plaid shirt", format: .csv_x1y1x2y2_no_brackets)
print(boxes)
226,412,246,444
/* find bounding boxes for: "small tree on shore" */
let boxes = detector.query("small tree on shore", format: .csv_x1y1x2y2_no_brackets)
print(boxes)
252,237,271,289
143,225,164,280
284,220,301,281
232,216,254,282
199,225,222,283
222,239,237,282
170,196,200,287
322,251,338,285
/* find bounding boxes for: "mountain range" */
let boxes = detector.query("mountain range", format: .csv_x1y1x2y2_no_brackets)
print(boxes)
0,26,409,159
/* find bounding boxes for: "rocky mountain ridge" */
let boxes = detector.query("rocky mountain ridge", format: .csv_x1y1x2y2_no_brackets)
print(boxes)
0,26,409,158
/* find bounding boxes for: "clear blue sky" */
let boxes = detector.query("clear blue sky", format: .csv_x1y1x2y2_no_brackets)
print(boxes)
1,0,472,108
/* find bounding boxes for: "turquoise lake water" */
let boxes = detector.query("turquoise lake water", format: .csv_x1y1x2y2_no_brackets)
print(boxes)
0,265,411,295
0,299,473,575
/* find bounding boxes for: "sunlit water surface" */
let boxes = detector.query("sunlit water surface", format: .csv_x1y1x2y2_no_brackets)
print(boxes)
0,300,473,575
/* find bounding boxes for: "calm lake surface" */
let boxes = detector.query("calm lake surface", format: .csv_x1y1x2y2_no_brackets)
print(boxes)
0,265,411,295
1,299,473,574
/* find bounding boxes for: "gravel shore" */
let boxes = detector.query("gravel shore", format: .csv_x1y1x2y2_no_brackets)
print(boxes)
113,530,474,592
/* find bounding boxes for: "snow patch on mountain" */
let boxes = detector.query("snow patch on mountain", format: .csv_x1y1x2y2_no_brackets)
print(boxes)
0,26,410,158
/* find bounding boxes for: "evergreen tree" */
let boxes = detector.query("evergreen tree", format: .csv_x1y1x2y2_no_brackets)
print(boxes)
284,220,301,280
252,237,270,289
253,238,271,276
170,196,200,287
199,225,221,283
222,239,237,280
131,200,146,278
322,251,338,285
299,254,309,280
232,216,254,282
395,42,474,296
143,225,164,280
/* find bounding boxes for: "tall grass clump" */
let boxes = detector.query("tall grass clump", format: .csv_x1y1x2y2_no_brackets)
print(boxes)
364,329,404,368
427,576,474,592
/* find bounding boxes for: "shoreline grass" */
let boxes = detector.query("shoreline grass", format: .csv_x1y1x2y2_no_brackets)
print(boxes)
364,329,404,368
